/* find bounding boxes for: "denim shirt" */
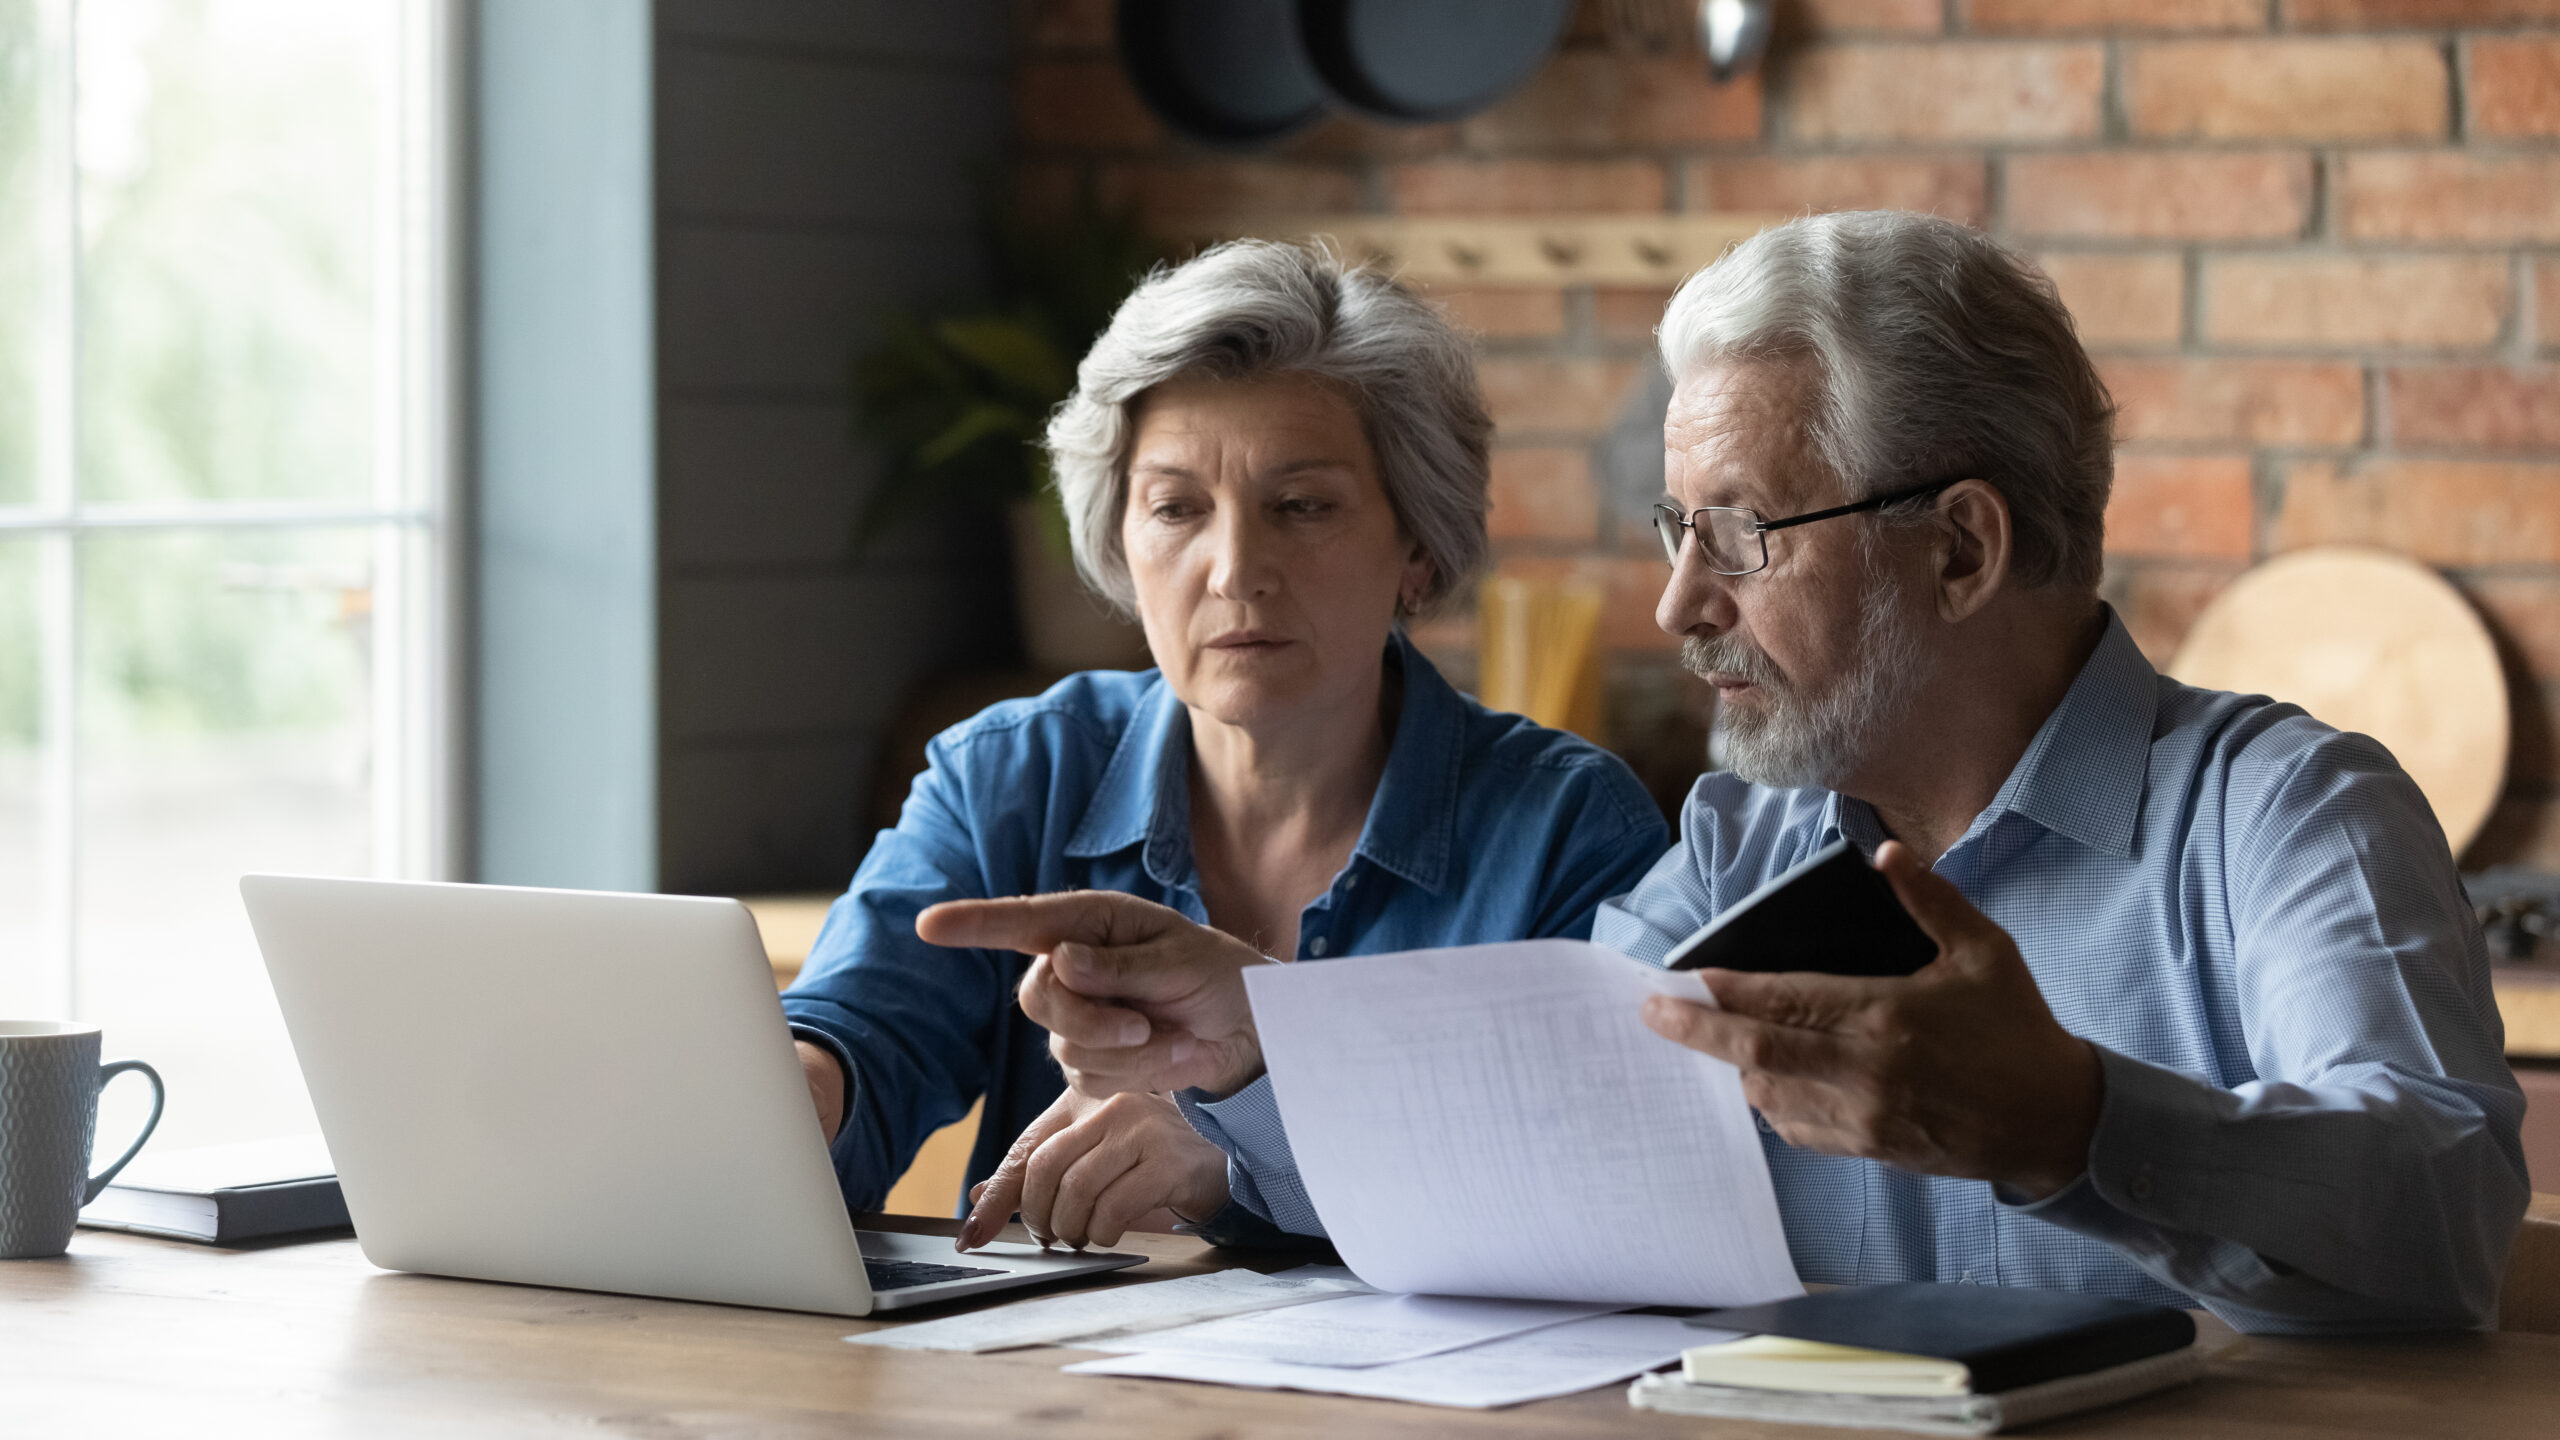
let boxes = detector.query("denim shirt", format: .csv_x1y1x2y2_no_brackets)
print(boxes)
780,632,1668,1238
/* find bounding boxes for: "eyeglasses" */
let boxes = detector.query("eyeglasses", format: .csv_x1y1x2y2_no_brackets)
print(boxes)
1649,476,1965,575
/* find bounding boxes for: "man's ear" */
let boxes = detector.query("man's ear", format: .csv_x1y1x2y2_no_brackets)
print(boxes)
1932,479,2012,623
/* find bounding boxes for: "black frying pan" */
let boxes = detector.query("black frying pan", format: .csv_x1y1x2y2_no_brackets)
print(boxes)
1297,0,1577,123
1117,0,1329,146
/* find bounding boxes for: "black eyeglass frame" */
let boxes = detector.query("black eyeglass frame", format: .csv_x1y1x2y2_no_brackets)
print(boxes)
1650,475,1968,575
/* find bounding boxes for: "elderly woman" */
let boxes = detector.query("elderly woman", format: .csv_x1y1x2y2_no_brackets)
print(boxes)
780,241,1666,1250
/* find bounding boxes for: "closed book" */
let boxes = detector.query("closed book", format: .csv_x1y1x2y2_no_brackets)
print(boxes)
1691,1282,2196,1396
1630,1346,2207,1437
78,1135,349,1246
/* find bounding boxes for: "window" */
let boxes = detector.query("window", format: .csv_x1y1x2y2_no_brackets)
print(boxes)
0,0,453,1149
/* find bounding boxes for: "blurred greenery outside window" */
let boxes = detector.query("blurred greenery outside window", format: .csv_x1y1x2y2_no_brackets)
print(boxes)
0,0,452,1150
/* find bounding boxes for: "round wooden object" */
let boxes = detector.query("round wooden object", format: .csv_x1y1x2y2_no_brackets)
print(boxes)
2170,547,2508,852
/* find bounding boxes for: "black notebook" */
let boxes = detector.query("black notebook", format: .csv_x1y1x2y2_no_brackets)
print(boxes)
78,1136,350,1246
1662,838,1937,977
1691,1282,2198,1396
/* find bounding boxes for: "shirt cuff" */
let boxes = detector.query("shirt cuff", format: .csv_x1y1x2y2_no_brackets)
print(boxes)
786,1023,859,1149
1173,1075,1326,1237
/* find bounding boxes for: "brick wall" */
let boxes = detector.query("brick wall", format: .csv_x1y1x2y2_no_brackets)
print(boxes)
1014,0,2560,865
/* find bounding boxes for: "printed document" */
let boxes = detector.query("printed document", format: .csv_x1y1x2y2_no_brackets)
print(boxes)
1068,1314,1735,1409
846,1268,1366,1353
1243,938,1802,1306
1074,1291,1620,1367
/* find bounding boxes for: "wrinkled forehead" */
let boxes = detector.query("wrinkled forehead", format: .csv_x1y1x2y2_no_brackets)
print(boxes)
1662,359,1837,512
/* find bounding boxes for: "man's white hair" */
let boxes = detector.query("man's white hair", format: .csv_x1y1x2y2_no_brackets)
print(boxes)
1659,210,2115,591
1045,240,1492,617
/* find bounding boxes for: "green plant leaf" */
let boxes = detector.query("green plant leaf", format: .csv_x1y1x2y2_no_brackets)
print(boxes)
933,316,1073,402
914,400,1033,471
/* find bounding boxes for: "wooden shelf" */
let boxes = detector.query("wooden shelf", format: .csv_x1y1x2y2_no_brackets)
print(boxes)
1199,212,1784,288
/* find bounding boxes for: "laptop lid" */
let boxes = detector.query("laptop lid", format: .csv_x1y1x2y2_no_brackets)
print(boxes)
241,875,878,1316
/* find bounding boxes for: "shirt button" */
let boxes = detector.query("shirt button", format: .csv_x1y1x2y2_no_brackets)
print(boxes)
1307,936,1329,958
1344,874,1359,891
2128,1169,2156,1203
1755,1112,1775,1134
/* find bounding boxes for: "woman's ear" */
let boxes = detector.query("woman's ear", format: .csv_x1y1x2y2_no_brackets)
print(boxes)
1397,536,1434,615
1933,479,2012,623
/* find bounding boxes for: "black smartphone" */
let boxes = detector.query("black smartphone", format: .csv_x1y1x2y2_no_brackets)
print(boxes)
1660,838,1937,977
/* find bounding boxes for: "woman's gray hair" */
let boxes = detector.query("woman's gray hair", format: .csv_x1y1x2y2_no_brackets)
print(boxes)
1045,239,1491,617
1658,211,2114,592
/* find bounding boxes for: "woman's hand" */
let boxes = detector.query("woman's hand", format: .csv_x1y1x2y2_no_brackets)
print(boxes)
794,1040,846,1145
957,1089,1229,1252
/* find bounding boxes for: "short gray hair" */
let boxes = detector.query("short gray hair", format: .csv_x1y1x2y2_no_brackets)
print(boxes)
1045,240,1491,617
1658,211,2113,592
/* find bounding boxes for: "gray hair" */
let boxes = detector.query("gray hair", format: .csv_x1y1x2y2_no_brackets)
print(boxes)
1658,211,2113,592
1045,240,1491,618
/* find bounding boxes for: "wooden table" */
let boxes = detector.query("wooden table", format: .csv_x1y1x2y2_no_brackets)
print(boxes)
5,1217,2556,1438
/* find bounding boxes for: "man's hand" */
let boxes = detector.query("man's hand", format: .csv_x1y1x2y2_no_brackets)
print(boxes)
1639,840,2104,1200
957,1089,1229,1252
794,1039,847,1146
918,891,1271,1099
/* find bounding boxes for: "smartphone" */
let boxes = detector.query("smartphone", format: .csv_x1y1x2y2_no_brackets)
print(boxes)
1660,838,1937,977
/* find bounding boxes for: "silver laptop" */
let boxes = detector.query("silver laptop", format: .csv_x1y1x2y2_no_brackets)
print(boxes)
240,874,1143,1315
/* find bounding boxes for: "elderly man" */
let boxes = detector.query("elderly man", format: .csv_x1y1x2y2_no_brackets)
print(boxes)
924,210,2526,1334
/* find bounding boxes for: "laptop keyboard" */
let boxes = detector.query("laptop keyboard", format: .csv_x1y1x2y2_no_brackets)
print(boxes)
865,1258,1006,1292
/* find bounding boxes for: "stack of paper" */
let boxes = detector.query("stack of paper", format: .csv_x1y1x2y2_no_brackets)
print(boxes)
846,1268,1368,1353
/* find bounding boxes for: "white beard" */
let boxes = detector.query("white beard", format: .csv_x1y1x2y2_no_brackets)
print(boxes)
1685,570,1930,791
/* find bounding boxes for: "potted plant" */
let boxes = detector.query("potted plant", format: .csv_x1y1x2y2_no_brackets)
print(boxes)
851,195,1162,672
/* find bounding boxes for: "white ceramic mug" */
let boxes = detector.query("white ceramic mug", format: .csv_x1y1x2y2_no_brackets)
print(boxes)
0,1022,165,1259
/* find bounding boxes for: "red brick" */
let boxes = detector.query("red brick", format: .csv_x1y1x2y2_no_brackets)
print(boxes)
1387,160,1667,216
1430,286,1568,339
1594,287,1677,345
2105,454,2256,560
1096,162,1364,229
2338,153,2560,243
2542,258,2560,349
2470,576,2560,683
2037,253,2184,346
1275,115,1464,160
2100,561,2245,667
1793,0,1943,32
1783,42,2105,143
1461,53,1763,151
1969,0,2266,28
1488,448,1600,542
1683,155,1988,225
2007,152,2313,240
2469,37,2560,139
1494,555,1681,652
2270,459,2560,567
2388,368,2560,452
2100,359,2366,446
2464,792,2560,872
1478,357,1645,435
2283,0,2560,26
1021,0,1113,50
1015,59,1163,151
2206,255,2510,349
2126,39,2446,141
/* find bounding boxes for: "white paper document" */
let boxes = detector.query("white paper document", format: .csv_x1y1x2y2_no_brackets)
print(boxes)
1243,939,1802,1307
1067,1313,1723,1409
1076,1291,1620,1367
845,1268,1366,1353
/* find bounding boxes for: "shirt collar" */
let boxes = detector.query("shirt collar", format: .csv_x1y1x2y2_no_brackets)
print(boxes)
1986,605,2158,859
1826,606,2155,860
1062,630,1467,895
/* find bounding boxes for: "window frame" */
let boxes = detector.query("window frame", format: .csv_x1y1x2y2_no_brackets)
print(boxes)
0,0,463,1018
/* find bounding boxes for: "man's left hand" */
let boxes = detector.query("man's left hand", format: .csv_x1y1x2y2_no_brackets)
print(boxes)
1640,840,2103,1201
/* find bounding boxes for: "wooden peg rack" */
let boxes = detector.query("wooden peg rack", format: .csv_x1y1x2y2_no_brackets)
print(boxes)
1195,213,1783,288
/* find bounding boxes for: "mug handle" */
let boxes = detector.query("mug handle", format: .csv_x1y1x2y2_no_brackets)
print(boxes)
83,1058,167,1205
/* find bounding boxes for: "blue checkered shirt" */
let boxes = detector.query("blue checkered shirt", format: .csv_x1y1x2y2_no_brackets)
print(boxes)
1195,611,2527,1334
